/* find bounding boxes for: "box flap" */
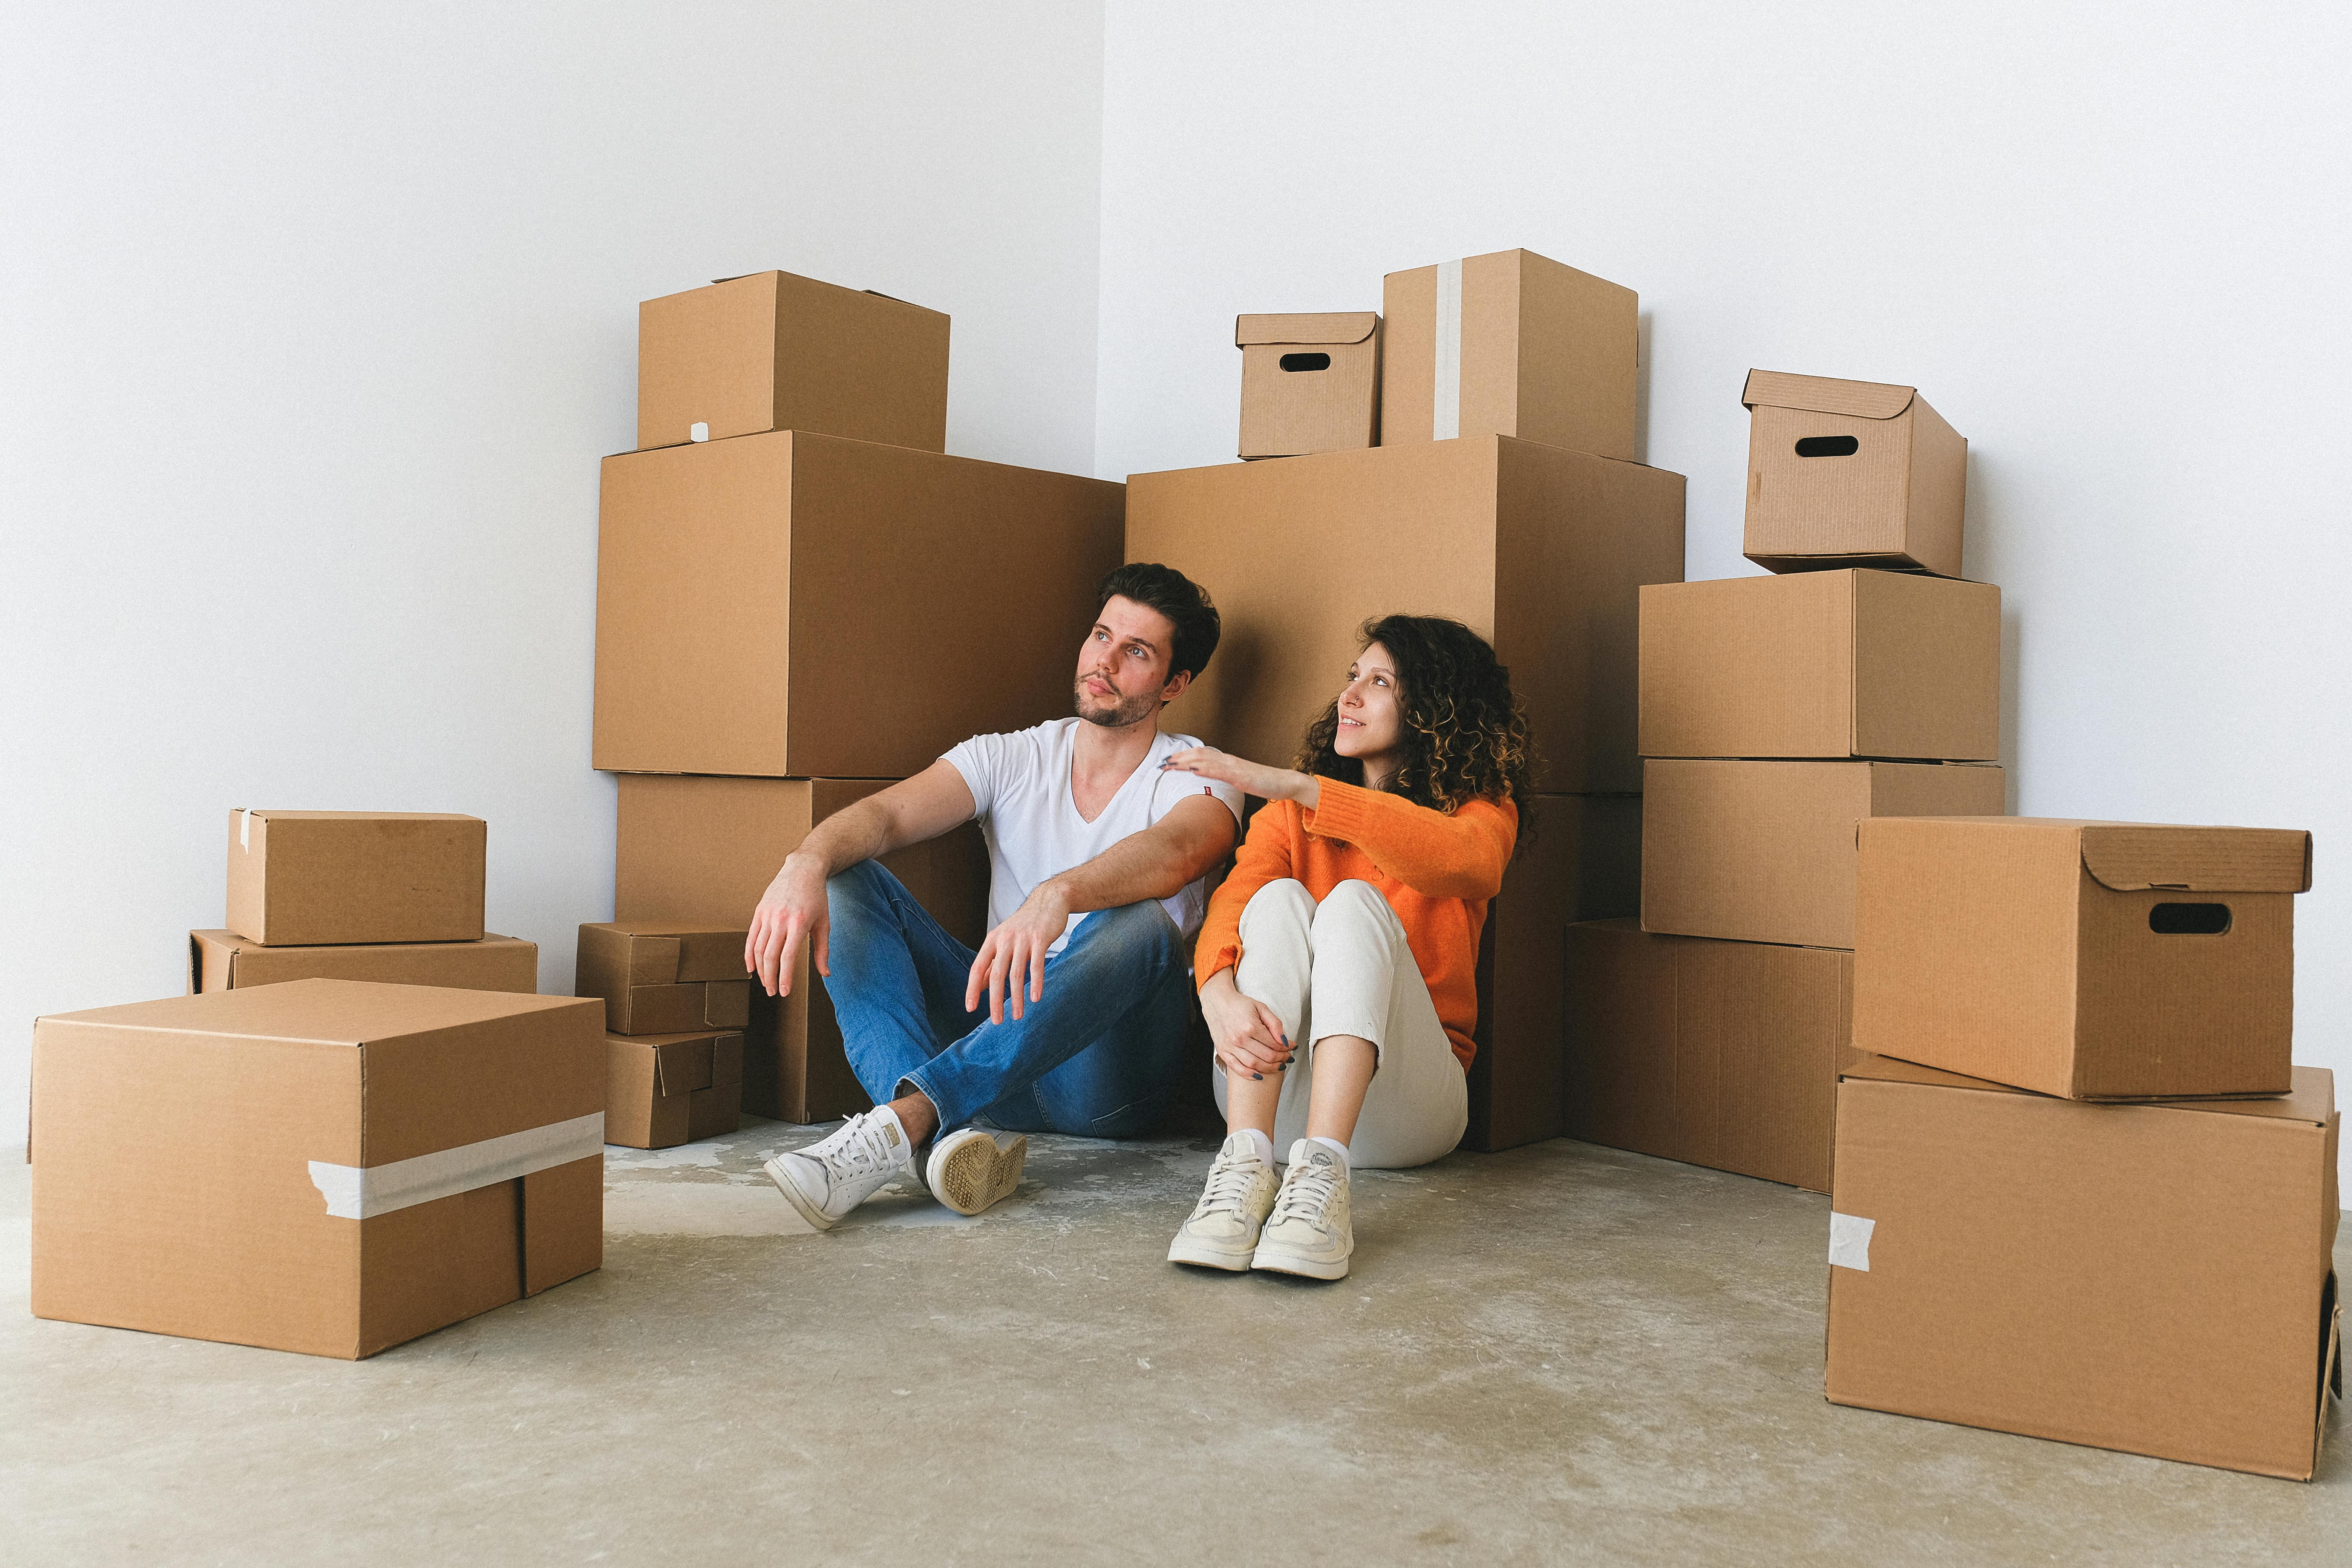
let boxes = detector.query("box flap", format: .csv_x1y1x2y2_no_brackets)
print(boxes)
1741,369,1916,420
2077,823,2313,893
1844,1052,2336,1127
1235,312,1379,348
36,977,590,1047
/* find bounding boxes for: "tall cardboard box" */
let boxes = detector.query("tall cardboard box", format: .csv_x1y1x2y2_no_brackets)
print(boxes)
31,980,606,1360
612,774,991,1123
594,431,1125,778
190,930,537,995
1565,919,1850,1193
226,810,486,946
1642,759,2005,949
605,1028,744,1149
1827,1054,2341,1479
1742,371,1968,579
1638,572,2000,762
636,270,949,453
1854,817,2310,1099
576,922,753,1034
1382,249,1637,460
1125,437,1685,794
1236,312,1382,459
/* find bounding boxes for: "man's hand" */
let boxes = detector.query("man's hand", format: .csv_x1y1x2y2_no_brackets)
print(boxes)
1160,746,1313,807
965,881,1074,1024
1200,969,1293,1081
746,852,830,999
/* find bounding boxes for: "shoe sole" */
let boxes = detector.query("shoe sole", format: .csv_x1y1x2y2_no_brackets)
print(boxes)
1250,1242,1351,1281
932,1133,1027,1216
762,1156,839,1232
1167,1235,1257,1271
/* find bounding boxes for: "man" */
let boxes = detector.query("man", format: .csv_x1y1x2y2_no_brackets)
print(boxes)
744,562,1242,1230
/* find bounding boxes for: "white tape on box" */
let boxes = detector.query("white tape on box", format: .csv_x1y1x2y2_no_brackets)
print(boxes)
307,1112,605,1220
238,808,252,851
1828,1211,1876,1272
689,421,710,443
1432,257,1463,440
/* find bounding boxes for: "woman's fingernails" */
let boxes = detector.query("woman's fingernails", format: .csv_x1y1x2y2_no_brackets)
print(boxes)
1252,1073,1263,1081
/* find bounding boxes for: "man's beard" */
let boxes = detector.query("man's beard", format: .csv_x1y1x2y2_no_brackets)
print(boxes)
1074,677,1158,729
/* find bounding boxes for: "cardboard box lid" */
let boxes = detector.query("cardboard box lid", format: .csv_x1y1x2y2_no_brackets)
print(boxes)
1873,816,2314,893
584,922,750,985
706,269,948,319
1235,312,1379,348
1840,1051,2335,1127
1741,370,1917,420
41,976,584,1046
233,809,484,827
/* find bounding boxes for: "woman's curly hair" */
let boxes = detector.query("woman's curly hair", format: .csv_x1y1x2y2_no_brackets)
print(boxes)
1294,615,1536,837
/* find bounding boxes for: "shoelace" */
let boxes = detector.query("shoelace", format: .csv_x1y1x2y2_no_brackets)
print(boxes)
1271,1159,1341,1228
813,1115,901,1176
1194,1152,1265,1217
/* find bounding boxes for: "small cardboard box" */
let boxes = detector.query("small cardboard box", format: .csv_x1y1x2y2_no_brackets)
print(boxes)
594,431,1124,778
225,810,486,946
605,1029,744,1149
1742,371,1968,579
636,269,949,453
1126,436,1684,795
1642,759,2006,948
1827,1053,2342,1479
1565,919,1850,1193
613,775,990,1123
1638,571,2000,762
30,979,605,1360
576,923,752,1035
1382,248,1637,460
190,930,537,994
1236,312,1381,459
1854,817,2311,1100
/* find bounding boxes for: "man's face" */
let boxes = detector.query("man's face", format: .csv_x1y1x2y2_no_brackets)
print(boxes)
1073,595,1185,729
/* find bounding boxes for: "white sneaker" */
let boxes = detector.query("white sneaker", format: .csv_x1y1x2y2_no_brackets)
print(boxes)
1167,1133,1280,1271
1250,1140,1353,1280
763,1111,915,1230
924,1127,1028,1216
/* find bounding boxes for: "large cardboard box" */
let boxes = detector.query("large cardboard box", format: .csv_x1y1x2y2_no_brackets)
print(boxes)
226,810,485,946
190,930,536,995
30,979,605,1360
605,1028,744,1149
1854,817,2310,1100
1638,571,2000,762
1125,437,1684,795
1827,1053,2342,1479
1236,312,1381,459
1564,919,1850,1192
1642,759,2005,948
1742,371,1968,579
636,269,949,453
576,922,752,1035
1382,249,1637,460
594,432,1125,778
613,774,991,1123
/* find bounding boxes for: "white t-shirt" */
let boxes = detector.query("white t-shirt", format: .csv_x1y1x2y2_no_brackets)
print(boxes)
943,718,1244,954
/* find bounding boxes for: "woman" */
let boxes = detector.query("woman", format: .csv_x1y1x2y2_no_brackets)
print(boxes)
1157,614,1531,1281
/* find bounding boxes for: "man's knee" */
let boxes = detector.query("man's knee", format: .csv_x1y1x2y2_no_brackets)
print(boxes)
825,858,896,917
1077,897,1182,961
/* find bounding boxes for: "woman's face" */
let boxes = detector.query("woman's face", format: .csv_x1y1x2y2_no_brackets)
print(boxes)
1333,642,1404,766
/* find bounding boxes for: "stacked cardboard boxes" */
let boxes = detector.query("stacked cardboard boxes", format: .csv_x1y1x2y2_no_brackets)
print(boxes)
577,922,750,1148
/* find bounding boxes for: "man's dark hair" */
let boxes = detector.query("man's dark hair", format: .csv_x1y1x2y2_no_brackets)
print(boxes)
1095,562,1221,684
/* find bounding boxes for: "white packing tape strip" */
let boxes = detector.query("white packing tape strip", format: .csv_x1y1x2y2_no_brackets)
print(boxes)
1828,1211,1876,1272
1432,257,1463,440
238,808,252,850
308,1112,605,1220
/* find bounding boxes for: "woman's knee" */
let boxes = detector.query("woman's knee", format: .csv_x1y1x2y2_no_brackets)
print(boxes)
1311,878,1400,938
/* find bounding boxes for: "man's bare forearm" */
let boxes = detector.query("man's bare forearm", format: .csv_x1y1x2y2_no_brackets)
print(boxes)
784,798,898,880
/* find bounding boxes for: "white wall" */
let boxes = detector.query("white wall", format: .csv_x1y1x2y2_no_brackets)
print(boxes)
0,0,1107,1144
1096,3,2352,1177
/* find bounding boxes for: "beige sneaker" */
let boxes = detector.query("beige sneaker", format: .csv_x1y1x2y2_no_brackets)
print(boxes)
924,1127,1028,1216
1167,1133,1280,1271
1250,1140,1353,1280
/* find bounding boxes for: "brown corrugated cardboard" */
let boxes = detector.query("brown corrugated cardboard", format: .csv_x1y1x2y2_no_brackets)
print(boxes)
636,270,949,453
1827,1053,2342,1479
1236,312,1381,459
1638,571,2000,761
594,431,1125,778
225,810,486,946
576,922,752,1035
1642,759,2006,948
603,1028,744,1149
613,775,990,1122
1742,370,1968,578
30,979,605,1360
1126,437,1684,794
1565,919,1850,1192
1854,817,2311,1100
1382,249,1637,460
190,930,536,995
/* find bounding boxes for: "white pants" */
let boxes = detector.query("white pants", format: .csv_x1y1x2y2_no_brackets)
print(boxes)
1210,879,1468,1170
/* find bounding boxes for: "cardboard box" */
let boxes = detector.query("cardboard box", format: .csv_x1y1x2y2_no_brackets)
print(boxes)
1854,817,2311,1100
190,930,537,995
1465,794,1642,1151
1642,759,2006,948
1382,249,1637,460
225,810,486,946
612,774,990,1123
605,1028,744,1149
636,269,949,453
576,922,752,1034
1638,571,2000,762
1236,312,1381,458
594,431,1125,778
1827,1053,2341,1479
1125,437,1684,794
1565,919,1850,1192
1742,371,1968,579
30,979,605,1360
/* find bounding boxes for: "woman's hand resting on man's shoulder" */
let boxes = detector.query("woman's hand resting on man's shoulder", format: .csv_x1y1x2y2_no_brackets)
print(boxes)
1160,746,1321,812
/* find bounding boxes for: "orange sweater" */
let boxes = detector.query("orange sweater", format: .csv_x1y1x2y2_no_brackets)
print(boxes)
1194,779,1517,1070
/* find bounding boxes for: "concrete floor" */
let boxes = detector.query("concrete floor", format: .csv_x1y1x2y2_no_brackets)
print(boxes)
5,1122,2346,1566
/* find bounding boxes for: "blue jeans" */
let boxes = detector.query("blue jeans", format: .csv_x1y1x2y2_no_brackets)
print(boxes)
820,859,1191,1138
